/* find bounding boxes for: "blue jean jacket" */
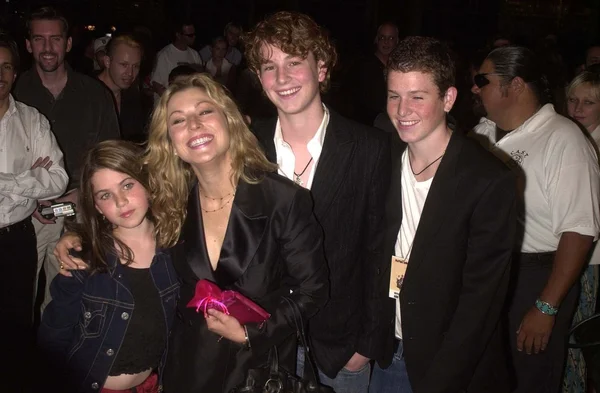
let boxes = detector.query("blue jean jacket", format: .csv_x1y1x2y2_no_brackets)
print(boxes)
38,250,179,393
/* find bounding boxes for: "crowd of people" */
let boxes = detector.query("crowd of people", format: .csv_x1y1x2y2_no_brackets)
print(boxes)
1,4,600,393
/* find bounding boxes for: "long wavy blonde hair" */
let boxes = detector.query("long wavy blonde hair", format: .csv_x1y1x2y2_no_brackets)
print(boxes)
145,73,277,247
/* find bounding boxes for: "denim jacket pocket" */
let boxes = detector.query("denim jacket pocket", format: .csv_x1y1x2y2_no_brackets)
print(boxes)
80,298,108,338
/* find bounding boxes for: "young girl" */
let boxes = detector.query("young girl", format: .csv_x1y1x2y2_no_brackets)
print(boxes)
37,140,180,393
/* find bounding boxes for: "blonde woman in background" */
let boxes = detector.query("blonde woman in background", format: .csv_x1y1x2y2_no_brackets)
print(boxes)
563,70,600,393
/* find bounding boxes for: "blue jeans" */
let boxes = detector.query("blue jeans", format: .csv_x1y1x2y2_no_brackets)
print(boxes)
297,347,370,393
369,340,413,393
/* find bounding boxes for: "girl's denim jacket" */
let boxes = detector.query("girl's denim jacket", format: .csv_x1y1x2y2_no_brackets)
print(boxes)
38,249,180,393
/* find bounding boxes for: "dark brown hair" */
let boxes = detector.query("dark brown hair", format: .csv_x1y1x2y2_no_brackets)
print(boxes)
243,11,337,92
26,6,70,38
387,36,456,98
72,140,150,274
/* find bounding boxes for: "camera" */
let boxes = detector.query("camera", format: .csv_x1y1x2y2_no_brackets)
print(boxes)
39,202,76,219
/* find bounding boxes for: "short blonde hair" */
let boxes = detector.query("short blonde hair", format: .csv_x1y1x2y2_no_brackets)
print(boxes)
145,74,277,247
567,71,600,101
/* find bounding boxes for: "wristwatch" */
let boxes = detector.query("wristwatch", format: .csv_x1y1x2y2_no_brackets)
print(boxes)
535,299,559,316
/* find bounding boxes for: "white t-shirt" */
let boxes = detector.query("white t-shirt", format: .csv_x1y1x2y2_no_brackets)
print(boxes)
471,104,600,253
395,149,433,339
150,43,202,100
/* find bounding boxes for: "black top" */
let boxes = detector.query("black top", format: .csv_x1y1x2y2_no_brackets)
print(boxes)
109,265,166,375
13,65,121,189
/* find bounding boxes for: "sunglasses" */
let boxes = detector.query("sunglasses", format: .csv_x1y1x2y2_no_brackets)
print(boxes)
473,73,497,89
473,73,505,88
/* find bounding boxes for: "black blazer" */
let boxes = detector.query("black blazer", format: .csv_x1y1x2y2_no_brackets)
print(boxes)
252,108,391,377
163,172,329,393
377,131,516,393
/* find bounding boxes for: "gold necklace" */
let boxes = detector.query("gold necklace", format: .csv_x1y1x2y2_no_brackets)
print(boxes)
199,187,236,213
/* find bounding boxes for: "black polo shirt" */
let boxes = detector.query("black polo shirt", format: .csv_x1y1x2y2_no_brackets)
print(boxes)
14,65,121,190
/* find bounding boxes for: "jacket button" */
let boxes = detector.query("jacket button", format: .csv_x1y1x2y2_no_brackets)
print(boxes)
106,348,115,356
408,337,414,340
121,312,129,320
91,382,99,389
376,268,381,275
84,312,92,319
117,274,123,279
408,301,415,305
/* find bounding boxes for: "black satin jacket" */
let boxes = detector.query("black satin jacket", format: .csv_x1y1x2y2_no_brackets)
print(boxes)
162,171,329,393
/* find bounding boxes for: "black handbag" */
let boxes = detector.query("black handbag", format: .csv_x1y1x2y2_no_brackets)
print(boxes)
230,296,334,393
568,312,600,392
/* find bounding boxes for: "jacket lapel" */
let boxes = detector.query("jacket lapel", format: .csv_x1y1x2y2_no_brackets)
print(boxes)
406,132,462,274
310,110,356,218
181,183,213,281
215,179,268,287
181,180,269,287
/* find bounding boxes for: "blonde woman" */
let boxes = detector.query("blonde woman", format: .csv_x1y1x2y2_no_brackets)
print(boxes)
563,70,600,393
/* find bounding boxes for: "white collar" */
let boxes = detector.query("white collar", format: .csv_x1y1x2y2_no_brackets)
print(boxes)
274,104,329,153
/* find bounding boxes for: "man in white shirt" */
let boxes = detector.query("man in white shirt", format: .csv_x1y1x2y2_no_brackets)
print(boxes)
471,46,600,393
14,6,120,316
372,36,516,393
150,20,202,101
0,34,68,392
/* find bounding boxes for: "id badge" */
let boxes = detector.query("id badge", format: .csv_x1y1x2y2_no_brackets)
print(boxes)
389,256,408,299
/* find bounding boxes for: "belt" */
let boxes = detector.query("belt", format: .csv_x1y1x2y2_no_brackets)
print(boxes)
513,251,555,268
0,218,31,236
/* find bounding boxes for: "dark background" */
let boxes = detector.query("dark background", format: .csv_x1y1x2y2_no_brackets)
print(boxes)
2,0,598,64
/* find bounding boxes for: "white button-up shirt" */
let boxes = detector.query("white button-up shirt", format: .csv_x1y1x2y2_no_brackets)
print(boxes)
273,105,329,190
0,95,68,227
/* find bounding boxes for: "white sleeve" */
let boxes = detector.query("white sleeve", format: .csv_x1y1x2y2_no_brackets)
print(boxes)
151,50,168,88
0,112,68,200
547,131,600,239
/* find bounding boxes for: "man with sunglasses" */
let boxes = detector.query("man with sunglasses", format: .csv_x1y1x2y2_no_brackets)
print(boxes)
471,46,600,393
150,18,202,101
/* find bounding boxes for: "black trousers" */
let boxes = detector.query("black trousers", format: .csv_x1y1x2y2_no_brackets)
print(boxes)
0,218,37,392
507,252,579,393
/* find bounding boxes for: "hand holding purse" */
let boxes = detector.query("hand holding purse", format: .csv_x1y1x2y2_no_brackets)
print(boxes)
231,296,334,393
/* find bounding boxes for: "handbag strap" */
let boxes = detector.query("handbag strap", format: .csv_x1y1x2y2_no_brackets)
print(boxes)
568,313,600,349
281,296,321,385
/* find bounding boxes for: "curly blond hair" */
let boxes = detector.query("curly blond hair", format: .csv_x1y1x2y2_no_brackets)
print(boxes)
243,11,337,93
145,73,277,247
